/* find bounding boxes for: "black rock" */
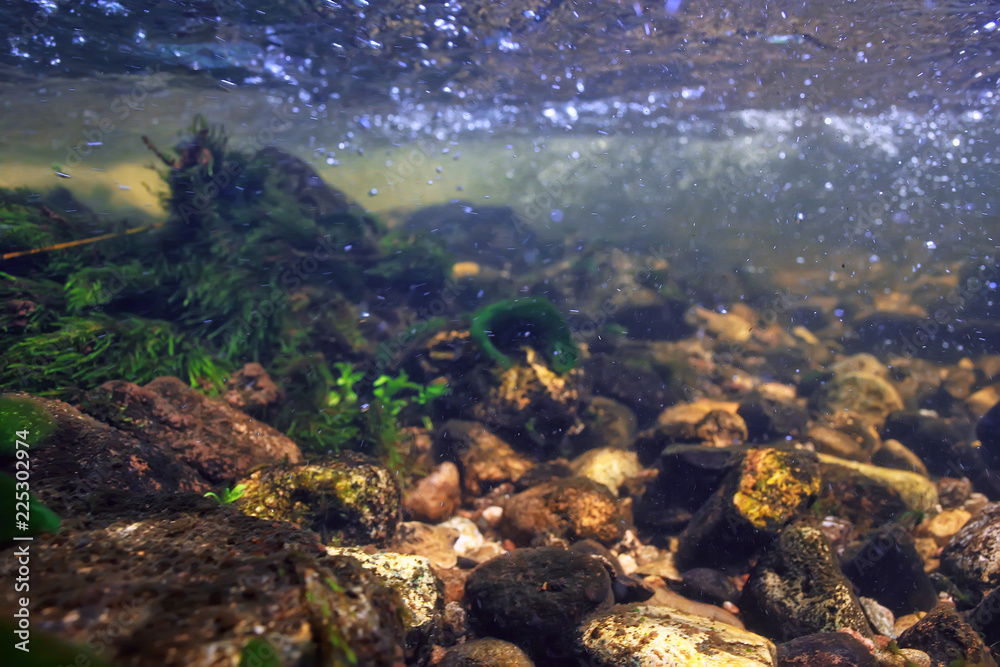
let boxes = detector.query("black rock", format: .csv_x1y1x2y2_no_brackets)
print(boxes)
673,567,741,605
464,548,613,665
882,412,968,476
965,586,1000,652
738,392,810,442
841,523,939,615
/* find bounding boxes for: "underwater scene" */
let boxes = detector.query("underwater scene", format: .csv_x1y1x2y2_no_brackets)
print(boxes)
2,0,1000,665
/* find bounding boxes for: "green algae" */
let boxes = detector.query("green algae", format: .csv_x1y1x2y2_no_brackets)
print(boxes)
470,296,579,373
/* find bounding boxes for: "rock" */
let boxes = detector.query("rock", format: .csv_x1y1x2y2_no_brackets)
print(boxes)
584,353,677,426
403,461,461,523
883,412,968,476
0,495,406,666
0,394,210,515
571,396,637,451
937,477,973,509
685,305,755,343
805,424,879,463
966,586,1000,653
976,399,1000,469
569,446,643,496
811,371,904,428
465,547,613,663
916,509,972,546
81,376,303,485
233,453,401,546
328,548,444,666
896,602,998,667
841,523,939,615
673,567,742,605
871,438,929,476
391,520,459,569
569,539,654,604
939,501,1000,595
438,638,536,667
500,476,631,546
859,596,896,637
676,448,821,570
831,353,892,378
739,390,810,442
222,362,284,414
741,522,875,641
576,604,776,666
775,631,878,666
643,399,748,449
816,453,939,515
436,420,534,495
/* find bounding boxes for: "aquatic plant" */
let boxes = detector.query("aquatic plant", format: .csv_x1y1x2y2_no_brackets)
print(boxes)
470,296,579,373
204,483,249,506
0,395,56,454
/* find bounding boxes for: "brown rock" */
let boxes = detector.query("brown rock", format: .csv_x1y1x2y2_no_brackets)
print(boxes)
500,476,630,545
404,461,461,523
0,495,406,666
436,421,534,495
917,509,972,547
392,521,459,569
82,376,302,485
897,602,998,667
223,362,284,413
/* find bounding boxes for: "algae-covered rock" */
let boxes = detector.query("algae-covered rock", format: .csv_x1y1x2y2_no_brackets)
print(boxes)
329,547,444,666
897,601,998,667
439,637,536,667
470,296,579,373
676,448,821,570
234,453,400,546
500,476,631,546
816,453,939,515
940,501,1000,595
0,494,406,667
811,371,904,428
741,522,875,641
576,604,776,666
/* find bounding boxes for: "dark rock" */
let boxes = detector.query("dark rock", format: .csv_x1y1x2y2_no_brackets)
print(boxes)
81,376,303,486
937,477,974,510
676,448,821,570
500,477,630,546
439,638,536,667
673,567,741,605
435,420,534,495
739,392,810,442
0,495,406,666
841,522,939,615
977,399,1000,470
0,393,210,516
812,462,910,533
965,586,1000,653
464,547,613,664
569,539,654,604
897,601,998,667
776,632,877,666
741,522,875,641
584,354,676,428
234,453,401,546
883,412,969,476
635,445,744,524
940,501,1000,596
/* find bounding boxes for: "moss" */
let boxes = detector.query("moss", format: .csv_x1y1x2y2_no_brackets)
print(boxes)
0,394,56,453
0,620,112,666
470,296,579,373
